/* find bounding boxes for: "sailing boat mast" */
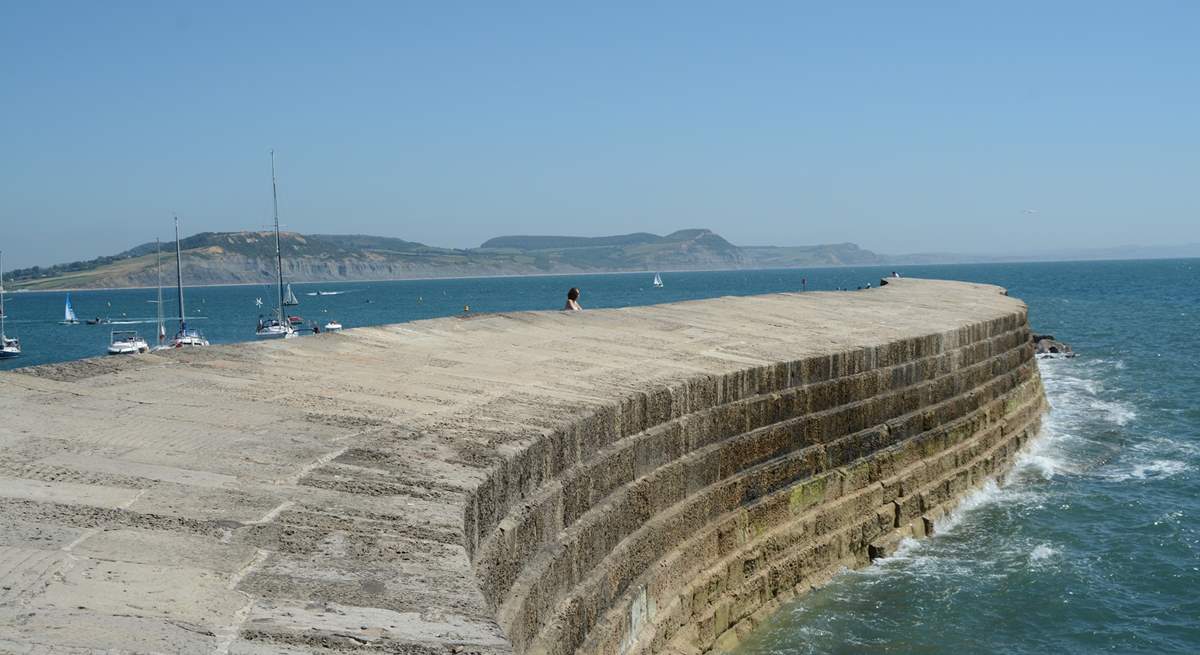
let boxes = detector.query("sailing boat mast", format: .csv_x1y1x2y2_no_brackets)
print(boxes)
155,239,165,345
270,149,285,324
174,216,186,333
1,250,7,336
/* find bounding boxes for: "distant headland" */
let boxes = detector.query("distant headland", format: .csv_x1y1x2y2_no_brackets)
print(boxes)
7,227,1199,291
4,229,884,290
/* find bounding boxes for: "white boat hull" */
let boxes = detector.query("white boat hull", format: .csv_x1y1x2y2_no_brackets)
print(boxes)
108,330,149,355
108,342,149,355
174,329,210,347
255,325,296,339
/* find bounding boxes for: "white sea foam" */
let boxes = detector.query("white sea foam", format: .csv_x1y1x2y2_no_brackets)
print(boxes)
1016,451,1065,480
1029,543,1058,562
1090,399,1137,426
1104,459,1190,481
822,354,1148,604
1133,435,1200,457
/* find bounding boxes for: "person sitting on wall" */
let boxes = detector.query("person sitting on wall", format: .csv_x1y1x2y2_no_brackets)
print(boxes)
564,287,582,311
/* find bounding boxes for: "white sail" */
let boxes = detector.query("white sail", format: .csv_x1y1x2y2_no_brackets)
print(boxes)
283,283,299,306
64,294,78,322
653,272,664,288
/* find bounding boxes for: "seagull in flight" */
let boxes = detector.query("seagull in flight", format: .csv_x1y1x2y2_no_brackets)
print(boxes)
255,297,263,308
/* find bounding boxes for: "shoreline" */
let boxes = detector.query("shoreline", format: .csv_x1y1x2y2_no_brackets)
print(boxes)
10,254,1199,294
8,265,801,294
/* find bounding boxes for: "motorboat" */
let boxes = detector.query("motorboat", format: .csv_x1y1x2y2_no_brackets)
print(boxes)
0,335,18,359
323,321,343,332
107,330,149,355
0,251,19,359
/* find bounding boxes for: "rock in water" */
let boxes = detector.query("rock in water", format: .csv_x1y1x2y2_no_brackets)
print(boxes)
1033,334,1075,358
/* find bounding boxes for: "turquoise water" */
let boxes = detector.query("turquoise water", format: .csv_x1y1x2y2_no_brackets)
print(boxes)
3,260,1198,651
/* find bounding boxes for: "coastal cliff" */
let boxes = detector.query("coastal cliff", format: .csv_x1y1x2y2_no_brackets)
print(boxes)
6,230,880,290
0,279,1043,654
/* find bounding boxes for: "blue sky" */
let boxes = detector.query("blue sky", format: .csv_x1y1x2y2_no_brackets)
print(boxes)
2,2,1197,268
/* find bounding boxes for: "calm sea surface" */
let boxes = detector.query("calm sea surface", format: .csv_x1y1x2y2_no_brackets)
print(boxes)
3,260,1198,652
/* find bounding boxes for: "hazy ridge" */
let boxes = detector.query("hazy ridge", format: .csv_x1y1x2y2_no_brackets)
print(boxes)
8,228,1197,291
6,229,874,290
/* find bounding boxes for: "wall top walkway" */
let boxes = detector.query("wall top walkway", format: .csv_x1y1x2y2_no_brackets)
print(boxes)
0,279,1023,654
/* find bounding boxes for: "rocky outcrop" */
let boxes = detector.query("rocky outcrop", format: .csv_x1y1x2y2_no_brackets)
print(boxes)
1033,334,1075,357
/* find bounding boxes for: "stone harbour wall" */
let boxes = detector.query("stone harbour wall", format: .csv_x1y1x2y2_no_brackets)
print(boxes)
0,279,1043,655
469,299,1043,655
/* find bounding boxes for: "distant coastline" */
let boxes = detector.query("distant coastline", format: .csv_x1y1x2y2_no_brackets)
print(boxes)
9,254,1200,295
7,227,1199,292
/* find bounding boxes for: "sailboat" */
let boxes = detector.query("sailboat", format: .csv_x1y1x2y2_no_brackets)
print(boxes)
150,239,170,350
1,251,21,359
283,283,299,306
171,217,209,347
653,272,664,288
255,150,297,339
61,293,80,324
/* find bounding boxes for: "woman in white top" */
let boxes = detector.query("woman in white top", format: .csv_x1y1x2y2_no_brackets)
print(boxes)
564,287,582,311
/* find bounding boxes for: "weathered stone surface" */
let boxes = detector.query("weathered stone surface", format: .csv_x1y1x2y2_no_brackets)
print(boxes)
0,279,1044,655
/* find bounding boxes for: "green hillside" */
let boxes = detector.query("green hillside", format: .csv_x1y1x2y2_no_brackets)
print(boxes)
6,229,884,290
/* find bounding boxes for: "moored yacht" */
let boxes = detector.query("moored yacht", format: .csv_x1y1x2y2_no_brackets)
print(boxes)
255,150,296,339
151,238,171,351
170,217,209,347
255,317,293,338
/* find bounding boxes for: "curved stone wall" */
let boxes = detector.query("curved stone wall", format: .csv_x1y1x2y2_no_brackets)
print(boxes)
0,279,1043,655
466,298,1043,655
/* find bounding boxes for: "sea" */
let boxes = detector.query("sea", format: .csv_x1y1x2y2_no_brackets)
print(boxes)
2,260,1198,652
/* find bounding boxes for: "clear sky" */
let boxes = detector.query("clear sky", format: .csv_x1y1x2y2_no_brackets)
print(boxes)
2,2,1197,268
